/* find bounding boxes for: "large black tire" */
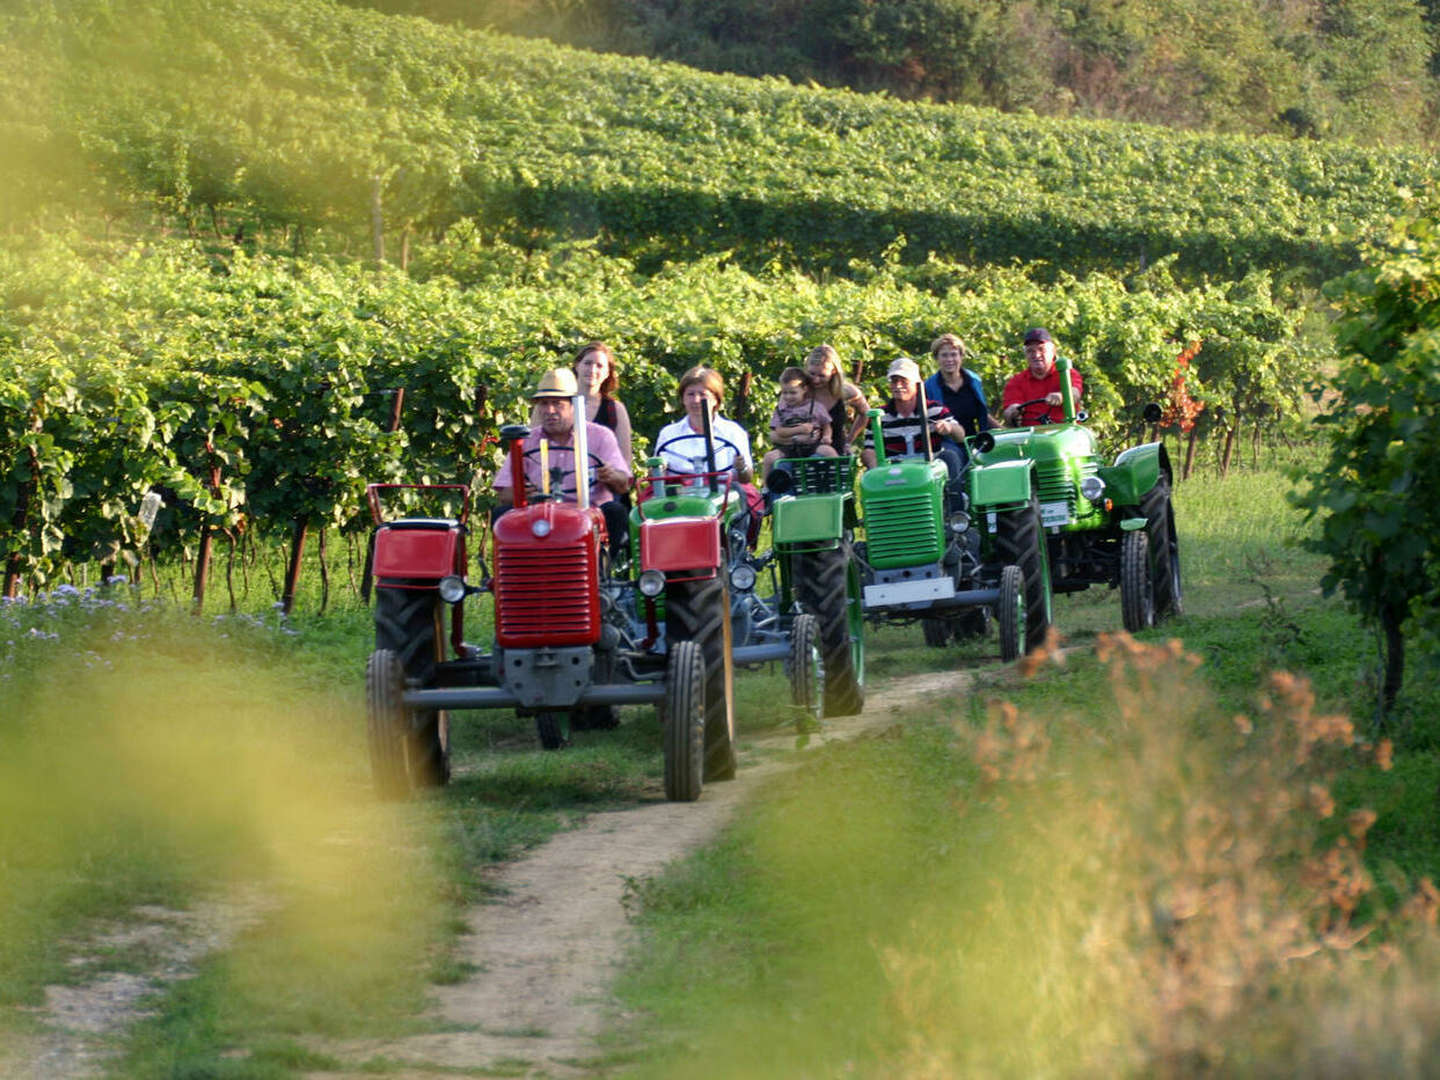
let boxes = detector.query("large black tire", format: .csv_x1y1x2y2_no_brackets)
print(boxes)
994,491,1052,653
662,640,706,801
666,574,736,782
793,544,865,717
366,649,410,799
1121,529,1155,632
997,565,1026,663
1142,478,1183,620
787,613,823,721
374,587,450,787
921,617,951,648
535,711,568,750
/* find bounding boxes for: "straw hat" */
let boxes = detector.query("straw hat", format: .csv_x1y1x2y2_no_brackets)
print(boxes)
530,368,579,399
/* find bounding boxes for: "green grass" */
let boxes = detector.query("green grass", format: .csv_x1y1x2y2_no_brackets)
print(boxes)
6,458,1439,1076
600,459,1440,1076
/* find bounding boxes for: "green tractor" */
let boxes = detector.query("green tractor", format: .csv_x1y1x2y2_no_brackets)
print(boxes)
971,355,1182,632
761,455,866,716
855,409,1053,661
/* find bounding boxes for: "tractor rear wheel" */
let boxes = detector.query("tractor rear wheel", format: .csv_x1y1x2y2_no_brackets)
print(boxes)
997,566,1026,663
570,705,620,731
1142,478,1183,620
921,617,951,648
994,492,1052,652
793,544,865,717
662,640,706,801
1121,529,1155,632
786,613,823,721
666,574,736,782
374,586,450,787
366,649,410,799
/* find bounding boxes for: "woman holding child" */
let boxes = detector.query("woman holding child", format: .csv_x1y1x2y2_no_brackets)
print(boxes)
803,345,870,453
760,366,838,481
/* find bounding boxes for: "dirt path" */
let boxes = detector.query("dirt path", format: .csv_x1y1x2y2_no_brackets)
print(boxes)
305,669,983,1079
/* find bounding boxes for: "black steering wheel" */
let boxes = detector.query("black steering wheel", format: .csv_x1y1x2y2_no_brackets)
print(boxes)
520,444,606,500
654,430,746,473
1008,397,1059,426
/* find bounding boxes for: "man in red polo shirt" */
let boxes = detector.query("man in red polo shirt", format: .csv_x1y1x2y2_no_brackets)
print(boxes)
1001,327,1083,426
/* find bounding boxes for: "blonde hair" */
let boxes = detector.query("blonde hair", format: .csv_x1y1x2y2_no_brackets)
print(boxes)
804,345,844,401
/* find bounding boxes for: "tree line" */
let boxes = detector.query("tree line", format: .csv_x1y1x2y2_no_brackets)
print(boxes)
341,0,1440,148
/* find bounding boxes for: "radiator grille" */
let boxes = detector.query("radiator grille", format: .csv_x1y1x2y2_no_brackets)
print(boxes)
495,542,599,644
865,495,940,564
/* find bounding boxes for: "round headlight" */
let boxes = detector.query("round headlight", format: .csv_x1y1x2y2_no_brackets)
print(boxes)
438,575,467,604
730,562,758,592
531,517,552,538
948,511,971,534
638,569,666,598
1079,476,1106,502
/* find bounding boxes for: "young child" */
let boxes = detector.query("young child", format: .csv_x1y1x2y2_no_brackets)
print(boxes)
761,366,837,482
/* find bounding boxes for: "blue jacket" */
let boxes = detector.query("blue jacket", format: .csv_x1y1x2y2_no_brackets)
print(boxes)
924,369,992,435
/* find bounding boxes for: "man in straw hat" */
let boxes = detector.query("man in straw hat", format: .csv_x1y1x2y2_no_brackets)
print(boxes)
494,368,633,552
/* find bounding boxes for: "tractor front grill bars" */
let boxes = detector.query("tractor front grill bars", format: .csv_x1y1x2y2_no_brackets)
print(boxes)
494,541,601,647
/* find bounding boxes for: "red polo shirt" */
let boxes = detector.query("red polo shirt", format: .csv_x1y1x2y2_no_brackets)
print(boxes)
1001,364,1083,424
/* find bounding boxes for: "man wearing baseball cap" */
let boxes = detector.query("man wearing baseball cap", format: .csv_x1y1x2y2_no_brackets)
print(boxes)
1001,327,1083,426
861,357,967,500
494,368,633,553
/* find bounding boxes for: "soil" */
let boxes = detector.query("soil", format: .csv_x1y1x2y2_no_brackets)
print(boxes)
1,667,983,1080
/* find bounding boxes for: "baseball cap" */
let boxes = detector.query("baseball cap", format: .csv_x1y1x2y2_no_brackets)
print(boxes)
530,368,579,399
886,357,922,383
1023,327,1053,344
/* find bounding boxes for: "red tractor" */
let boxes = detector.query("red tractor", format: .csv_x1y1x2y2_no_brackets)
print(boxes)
364,414,737,802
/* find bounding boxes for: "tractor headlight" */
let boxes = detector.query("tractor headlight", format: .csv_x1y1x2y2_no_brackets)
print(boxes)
1079,476,1106,502
638,569,666,598
531,518,552,537
730,562,757,592
438,575,467,604
948,511,971,534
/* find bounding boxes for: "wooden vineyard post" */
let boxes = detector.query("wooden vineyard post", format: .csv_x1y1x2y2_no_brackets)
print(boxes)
191,440,223,614
281,518,308,616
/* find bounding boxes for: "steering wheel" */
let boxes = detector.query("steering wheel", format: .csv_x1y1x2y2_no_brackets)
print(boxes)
654,430,746,473
1008,397,1058,426
520,444,606,500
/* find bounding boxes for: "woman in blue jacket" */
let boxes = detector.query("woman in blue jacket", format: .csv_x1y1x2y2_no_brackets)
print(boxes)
922,333,993,442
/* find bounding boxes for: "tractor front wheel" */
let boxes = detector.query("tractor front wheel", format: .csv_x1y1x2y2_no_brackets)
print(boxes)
994,492,1052,652
1121,529,1155,632
374,586,450,787
1143,478,1183,620
997,565,1026,663
662,640,706,801
666,574,736,782
787,613,823,722
793,544,865,717
366,649,410,799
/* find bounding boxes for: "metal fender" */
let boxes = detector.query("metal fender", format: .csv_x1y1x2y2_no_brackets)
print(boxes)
772,492,846,546
1104,442,1171,506
641,516,723,574
372,522,464,579
969,458,1034,509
